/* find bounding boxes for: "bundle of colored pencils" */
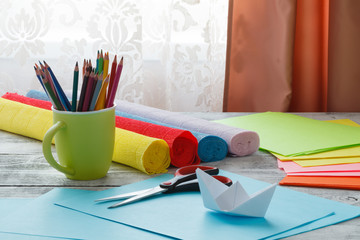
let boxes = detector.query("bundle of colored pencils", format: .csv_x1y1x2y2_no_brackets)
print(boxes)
34,50,123,112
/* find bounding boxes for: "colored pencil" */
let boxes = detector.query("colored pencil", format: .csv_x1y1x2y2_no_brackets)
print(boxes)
71,62,79,112
95,51,99,73
82,59,86,77
94,75,110,110
103,52,109,80
82,70,96,111
77,65,90,111
36,66,57,108
105,55,117,107
89,73,103,111
34,65,48,96
43,66,65,110
42,73,63,110
44,61,71,111
98,50,104,75
106,57,123,108
39,62,56,94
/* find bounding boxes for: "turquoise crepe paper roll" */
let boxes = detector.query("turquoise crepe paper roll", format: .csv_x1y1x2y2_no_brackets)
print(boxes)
26,89,50,101
26,90,228,162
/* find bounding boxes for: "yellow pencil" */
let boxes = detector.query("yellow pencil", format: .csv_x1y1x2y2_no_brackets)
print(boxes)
94,75,110,110
103,52,109,80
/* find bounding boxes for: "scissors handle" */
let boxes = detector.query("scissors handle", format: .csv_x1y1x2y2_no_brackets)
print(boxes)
164,175,232,193
159,165,219,190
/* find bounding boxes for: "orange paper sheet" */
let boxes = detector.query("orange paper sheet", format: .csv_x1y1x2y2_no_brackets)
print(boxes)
279,176,360,190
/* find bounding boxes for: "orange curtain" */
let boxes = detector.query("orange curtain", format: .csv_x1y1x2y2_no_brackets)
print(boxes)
224,0,360,112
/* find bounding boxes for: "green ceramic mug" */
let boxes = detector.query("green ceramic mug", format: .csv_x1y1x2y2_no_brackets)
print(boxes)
42,106,115,180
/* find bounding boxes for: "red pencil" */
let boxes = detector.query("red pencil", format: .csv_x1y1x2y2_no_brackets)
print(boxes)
105,55,117,107
106,57,123,108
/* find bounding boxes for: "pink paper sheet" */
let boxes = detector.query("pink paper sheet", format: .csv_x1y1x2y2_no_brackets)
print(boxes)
278,160,360,176
287,172,360,176
277,159,360,173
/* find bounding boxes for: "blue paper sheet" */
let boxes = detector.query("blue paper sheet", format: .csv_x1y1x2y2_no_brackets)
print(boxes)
0,199,32,217
54,171,347,240
0,189,172,240
0,199,62,240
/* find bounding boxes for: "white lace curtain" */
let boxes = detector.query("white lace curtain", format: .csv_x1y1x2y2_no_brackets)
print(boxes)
0,0,228,112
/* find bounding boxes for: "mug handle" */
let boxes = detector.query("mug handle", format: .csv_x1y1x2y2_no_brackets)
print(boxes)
42,121,75,176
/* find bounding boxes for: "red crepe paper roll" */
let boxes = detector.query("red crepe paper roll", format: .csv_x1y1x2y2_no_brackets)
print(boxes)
2,92,52,109
115,116,200,167
2,92,200,167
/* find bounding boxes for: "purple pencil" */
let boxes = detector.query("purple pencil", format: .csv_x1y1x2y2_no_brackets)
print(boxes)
82,70,96,111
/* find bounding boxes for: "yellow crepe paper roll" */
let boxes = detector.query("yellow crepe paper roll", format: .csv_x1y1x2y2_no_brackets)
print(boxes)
113,129,170,174
0,98,170,174
0,98,53,141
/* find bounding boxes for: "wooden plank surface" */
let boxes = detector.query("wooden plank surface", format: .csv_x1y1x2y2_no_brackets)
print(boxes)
1,112,360,239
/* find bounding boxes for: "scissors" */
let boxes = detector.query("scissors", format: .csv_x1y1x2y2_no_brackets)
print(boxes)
95,165,232,209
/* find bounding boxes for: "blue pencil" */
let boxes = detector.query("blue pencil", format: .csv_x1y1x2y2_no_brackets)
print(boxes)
43,61,71,111
34,65,48,97
88,73,103,111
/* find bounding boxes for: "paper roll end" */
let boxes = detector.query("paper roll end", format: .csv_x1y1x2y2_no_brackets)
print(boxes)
229,131,260,156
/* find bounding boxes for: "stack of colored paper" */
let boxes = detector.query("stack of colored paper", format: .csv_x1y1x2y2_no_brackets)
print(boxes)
215,112,360,190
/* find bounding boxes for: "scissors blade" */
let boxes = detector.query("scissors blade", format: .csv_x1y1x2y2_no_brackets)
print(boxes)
95,188,152,202
108,186,166,209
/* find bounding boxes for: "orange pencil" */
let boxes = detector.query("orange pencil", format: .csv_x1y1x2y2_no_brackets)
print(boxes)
82,59,86,77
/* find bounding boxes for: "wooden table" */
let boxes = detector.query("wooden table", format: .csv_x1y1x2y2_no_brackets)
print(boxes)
1,112,360,239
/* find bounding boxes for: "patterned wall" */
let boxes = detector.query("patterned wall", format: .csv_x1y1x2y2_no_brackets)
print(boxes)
0,0,228,111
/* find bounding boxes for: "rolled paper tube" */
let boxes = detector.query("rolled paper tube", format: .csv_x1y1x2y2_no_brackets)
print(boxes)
0,98,53,141
113,129,170,174
24,90,229,162
3,92,52,109
115,111,228,162
115,116,200,167
0,97,170,174
26,89,53,101
114,100,260,156
5,92,198,167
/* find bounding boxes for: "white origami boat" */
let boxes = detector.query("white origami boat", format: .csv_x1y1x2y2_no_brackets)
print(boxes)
196,169,277,217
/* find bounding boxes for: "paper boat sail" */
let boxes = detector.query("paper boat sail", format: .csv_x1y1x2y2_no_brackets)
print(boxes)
196,169,277,217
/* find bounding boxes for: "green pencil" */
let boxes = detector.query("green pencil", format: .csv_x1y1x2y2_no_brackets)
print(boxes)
43,76,63,110
72,62,79,112
98,50,104,74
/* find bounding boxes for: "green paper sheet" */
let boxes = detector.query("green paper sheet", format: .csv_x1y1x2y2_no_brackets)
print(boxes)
214,112,360,156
